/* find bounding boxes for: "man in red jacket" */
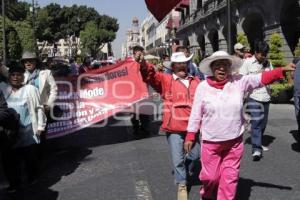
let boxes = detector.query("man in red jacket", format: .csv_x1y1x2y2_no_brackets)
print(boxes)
139,52,201,200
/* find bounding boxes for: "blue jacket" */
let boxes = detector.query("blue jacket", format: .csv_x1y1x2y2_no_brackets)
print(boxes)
188,62,205,80
294,61,300,96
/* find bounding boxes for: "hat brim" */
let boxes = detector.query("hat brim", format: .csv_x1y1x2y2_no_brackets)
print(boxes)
199,55,242,76
171,54,193,63
21,57,38,61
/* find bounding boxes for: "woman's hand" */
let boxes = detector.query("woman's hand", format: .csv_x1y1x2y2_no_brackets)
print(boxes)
184,141,194,153
282,63,296,72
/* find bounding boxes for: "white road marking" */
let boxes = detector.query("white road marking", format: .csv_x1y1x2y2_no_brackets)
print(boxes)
135,180,153,200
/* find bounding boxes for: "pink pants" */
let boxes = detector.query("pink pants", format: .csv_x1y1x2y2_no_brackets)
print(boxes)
200,136,244,200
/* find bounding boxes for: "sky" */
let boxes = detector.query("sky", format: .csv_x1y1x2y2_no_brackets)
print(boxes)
21,0,149,58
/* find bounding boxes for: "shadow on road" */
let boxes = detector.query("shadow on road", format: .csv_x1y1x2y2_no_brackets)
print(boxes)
0,115,162,200
0,147,92,200
244,135,276,148
290,130,300,152
236,177,292,200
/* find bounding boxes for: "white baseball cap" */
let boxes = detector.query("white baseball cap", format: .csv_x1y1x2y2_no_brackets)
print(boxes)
234,43,245,50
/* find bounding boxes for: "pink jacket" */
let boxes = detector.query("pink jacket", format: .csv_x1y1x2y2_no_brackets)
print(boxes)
186,68,284,142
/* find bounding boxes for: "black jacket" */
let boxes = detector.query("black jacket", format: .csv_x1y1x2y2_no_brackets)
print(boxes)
0,90,9,125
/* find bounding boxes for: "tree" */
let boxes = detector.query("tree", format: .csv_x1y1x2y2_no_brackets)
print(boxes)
1,1,119,58
268,33,285,67
35,3,63,43
7,26,22,60
97,15,119,32
35,4,117,43
0,17,22,60
236,32,250,50
80,21,116,58
0,0,30,21
13,20,37,52
294,38,300,57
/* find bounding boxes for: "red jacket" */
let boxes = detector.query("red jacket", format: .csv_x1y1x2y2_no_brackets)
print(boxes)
140,63,200,133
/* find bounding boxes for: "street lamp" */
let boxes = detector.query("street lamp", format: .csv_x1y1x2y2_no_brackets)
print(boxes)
227,0,232,54
2,0,6,65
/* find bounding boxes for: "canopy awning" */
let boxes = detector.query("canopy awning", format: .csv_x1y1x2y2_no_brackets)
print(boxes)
145,0,181,22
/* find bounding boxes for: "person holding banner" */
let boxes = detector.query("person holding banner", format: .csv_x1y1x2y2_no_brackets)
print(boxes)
139,51,201,200
129,45,152,137
0,63,47,193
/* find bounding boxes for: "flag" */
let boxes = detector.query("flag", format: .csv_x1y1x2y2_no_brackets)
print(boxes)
145,0,181,21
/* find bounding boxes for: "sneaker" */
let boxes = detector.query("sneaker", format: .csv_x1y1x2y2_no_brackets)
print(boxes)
177,184,188,200
252,151,262,161
262,145,269,151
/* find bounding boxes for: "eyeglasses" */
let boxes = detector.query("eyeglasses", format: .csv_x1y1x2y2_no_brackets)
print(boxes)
211,61,231,67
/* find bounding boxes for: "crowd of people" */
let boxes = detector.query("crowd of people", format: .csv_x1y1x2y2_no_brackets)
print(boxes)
136,40,296,200
0,39,298,200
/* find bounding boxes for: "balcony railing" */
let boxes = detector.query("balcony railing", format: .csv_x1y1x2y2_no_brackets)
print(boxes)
178,0,227,31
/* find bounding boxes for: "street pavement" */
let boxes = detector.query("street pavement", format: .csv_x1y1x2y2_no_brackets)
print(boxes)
0,103,300,200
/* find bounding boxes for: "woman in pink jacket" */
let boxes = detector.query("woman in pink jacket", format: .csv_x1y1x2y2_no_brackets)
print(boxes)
184,51,295,200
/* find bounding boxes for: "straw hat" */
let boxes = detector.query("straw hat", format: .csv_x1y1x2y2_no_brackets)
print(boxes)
199,51,242,76
21,51,38,61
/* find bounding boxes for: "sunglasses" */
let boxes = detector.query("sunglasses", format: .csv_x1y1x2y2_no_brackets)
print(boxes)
24,59,36,63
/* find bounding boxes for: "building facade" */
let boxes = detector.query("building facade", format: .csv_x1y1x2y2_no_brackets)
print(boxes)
140,10,180,57
38,36,80,58
175,0,300,60
122,17,142,58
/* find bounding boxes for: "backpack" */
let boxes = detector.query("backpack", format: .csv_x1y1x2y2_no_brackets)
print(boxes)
0,108,20,149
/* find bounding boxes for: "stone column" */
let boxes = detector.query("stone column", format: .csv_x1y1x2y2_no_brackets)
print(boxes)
236,20,244,35
218,29,227,52
204,33,213,56
264,24,294,62
189,31,200,53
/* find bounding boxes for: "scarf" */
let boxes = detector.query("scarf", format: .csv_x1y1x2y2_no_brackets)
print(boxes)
26,69,40,86
206,76,228,89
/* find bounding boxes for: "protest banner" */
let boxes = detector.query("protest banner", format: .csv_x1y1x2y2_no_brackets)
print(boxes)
47,60,149,138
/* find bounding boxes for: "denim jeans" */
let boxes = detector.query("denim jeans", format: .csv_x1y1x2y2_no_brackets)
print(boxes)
166,133,200,185
246,98,270,153
294,96,300,133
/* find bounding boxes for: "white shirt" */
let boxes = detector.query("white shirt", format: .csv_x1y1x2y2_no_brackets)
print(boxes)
172,74,192,88
239,56,273,102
